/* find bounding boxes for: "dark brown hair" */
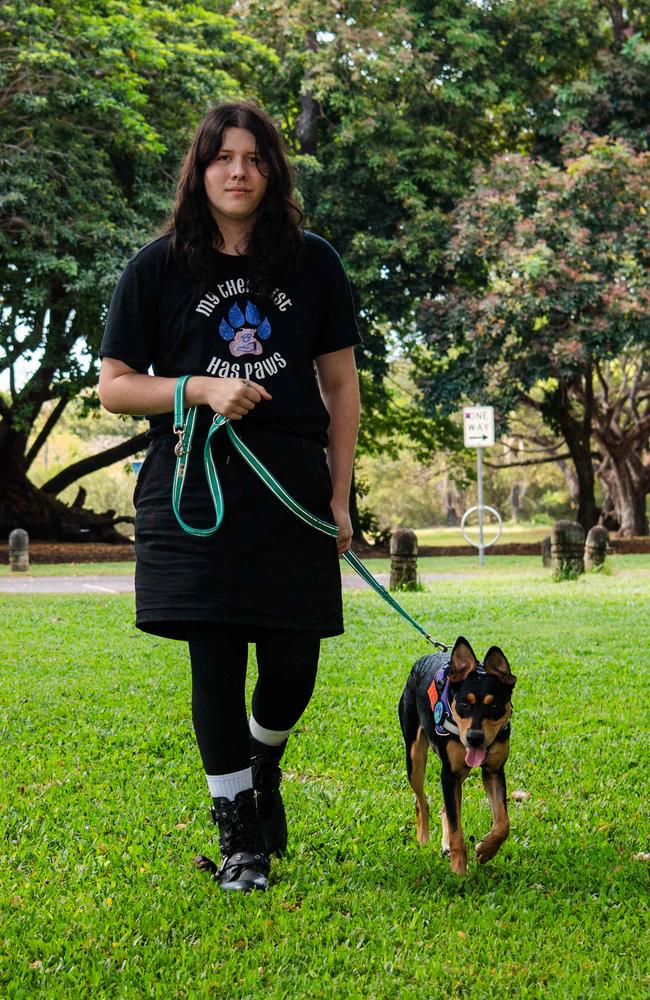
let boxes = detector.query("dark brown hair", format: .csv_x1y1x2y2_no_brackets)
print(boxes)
167,100,304,300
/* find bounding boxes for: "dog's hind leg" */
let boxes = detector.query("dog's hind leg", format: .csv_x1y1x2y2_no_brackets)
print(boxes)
476,764,510,864
440,807,450,856
409,726,430,844
399,679,430,844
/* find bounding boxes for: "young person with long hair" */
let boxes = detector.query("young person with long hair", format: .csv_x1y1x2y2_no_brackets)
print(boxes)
98,101,360,892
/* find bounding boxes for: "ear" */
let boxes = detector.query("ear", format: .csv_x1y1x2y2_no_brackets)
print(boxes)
448,636,479,684
484,646,517,688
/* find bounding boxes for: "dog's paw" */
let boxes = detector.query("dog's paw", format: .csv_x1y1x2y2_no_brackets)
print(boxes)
475,834,502,864
449,850,468,876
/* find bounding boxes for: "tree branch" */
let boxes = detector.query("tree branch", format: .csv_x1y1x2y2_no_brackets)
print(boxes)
41,432,149,496
484,452,598,469
24,396,68,471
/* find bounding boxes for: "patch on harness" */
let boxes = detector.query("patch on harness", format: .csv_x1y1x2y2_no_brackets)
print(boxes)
427,678,439,711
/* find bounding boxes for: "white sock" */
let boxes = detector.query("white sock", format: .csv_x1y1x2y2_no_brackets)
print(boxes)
206,767,253,801
249,715,293,747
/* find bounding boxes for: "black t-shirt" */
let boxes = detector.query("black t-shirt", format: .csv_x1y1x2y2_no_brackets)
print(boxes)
100,232,360,445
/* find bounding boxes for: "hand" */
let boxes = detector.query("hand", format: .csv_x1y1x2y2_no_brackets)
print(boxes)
330,502,353,554
189,376,271,420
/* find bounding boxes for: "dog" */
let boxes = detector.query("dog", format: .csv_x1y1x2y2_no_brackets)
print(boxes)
398,635,516,875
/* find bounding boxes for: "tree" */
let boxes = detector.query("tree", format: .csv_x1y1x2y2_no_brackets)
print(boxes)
0,0,276,538
232,0,602,536
418,134,650,534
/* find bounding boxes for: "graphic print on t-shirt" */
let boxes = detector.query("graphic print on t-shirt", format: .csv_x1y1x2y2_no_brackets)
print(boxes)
219,301,271,357
197,281,294,383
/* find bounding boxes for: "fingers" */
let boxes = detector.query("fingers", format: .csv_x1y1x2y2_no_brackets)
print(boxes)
206,376,272,420
331,506,353,554
242,380,272,401
337,533,352,554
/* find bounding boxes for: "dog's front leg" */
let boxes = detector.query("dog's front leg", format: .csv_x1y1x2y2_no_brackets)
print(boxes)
440,764,467,875
476,764,509,864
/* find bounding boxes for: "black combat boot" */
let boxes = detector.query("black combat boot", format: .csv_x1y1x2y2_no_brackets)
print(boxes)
250,736,288,857
204,788,270,892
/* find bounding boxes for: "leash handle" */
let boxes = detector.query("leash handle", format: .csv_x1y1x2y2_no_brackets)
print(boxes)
172,375,225,536
171,376,447,647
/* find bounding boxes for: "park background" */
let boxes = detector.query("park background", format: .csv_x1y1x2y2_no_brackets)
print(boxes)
3,0,650,542
1,2,650,998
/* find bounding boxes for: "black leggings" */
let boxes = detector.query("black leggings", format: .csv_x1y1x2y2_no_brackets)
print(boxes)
187,623,320,775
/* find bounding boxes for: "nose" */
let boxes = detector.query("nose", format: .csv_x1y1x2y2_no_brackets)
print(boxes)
230,158,247,177
466,729,485,747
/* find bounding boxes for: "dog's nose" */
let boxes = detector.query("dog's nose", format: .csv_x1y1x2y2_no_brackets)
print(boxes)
466,729,485,747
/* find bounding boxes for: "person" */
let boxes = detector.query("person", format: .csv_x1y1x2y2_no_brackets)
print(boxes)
98,101,361,892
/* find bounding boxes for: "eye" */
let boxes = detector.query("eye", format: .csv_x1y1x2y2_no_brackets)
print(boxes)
488,703,503,717
456,700,470,713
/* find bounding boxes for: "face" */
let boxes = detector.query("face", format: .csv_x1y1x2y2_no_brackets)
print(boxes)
450,675,512,749
203,127,268,229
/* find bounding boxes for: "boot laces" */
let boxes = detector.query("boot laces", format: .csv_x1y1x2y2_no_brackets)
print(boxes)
252,754,282,792
213,792,261,855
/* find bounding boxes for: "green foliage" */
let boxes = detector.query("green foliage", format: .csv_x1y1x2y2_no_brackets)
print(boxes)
1,564,649,996
1,0,276,412
420,135,650,417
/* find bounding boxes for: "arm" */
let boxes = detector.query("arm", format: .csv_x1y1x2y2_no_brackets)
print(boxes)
98,357,271,419
315,347,360,554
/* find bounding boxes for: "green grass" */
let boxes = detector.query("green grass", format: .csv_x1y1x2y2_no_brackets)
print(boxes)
1,570,649,998
415,522,552,547
6,553,650,580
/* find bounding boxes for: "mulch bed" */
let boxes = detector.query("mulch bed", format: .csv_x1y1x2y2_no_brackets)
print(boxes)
0,542,136,564
3,535,649,564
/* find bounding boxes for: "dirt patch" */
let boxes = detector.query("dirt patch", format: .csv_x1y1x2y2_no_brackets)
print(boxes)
0,542,135,564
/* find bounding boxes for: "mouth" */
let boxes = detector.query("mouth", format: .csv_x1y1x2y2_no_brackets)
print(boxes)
464,745,487,768
226,188,251,194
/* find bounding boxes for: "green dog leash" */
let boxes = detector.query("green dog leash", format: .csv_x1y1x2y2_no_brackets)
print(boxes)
171,375,447,650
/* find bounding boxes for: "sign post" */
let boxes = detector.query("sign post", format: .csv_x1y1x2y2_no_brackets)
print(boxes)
463,406,497,566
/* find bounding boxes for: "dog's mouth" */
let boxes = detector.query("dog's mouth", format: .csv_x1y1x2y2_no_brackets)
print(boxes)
464,746,487,768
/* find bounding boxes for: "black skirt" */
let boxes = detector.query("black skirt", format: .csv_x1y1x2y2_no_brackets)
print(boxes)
133,427,343,640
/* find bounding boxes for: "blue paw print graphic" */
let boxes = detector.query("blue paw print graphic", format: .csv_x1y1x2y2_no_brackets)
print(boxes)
219,301,271,358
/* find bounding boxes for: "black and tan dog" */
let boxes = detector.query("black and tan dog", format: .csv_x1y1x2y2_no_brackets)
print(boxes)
398,636,516,875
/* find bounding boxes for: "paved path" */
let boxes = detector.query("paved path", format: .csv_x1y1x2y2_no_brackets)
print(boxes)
0,571,474,594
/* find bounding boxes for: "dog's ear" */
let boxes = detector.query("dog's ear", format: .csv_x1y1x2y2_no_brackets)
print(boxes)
484,646,517,687
449,636,479,683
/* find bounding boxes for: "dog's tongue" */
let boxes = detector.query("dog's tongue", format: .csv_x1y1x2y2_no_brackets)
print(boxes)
465,746,487,768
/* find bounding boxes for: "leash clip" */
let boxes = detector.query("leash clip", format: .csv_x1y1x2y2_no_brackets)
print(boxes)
173,424,186,458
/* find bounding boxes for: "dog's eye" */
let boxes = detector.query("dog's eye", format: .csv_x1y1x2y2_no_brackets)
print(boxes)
456,700,470,712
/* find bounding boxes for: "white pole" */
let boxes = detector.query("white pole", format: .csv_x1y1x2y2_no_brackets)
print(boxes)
477,447,485,566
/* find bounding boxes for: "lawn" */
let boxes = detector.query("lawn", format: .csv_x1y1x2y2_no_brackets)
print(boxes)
415,523,552,547
1,566,649,999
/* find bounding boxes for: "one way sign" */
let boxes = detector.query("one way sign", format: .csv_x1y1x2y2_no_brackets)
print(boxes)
463,406,495,447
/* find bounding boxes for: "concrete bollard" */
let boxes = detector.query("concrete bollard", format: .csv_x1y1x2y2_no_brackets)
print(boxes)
541,535,552,567
390,528,418,590
585,525,609,570
551,520,585,580
9,528,30,572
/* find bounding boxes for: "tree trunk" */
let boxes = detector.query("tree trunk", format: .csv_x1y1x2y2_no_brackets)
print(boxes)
555,382,599,532
0,464,127,542
0,424,130,542
600,454,649,536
